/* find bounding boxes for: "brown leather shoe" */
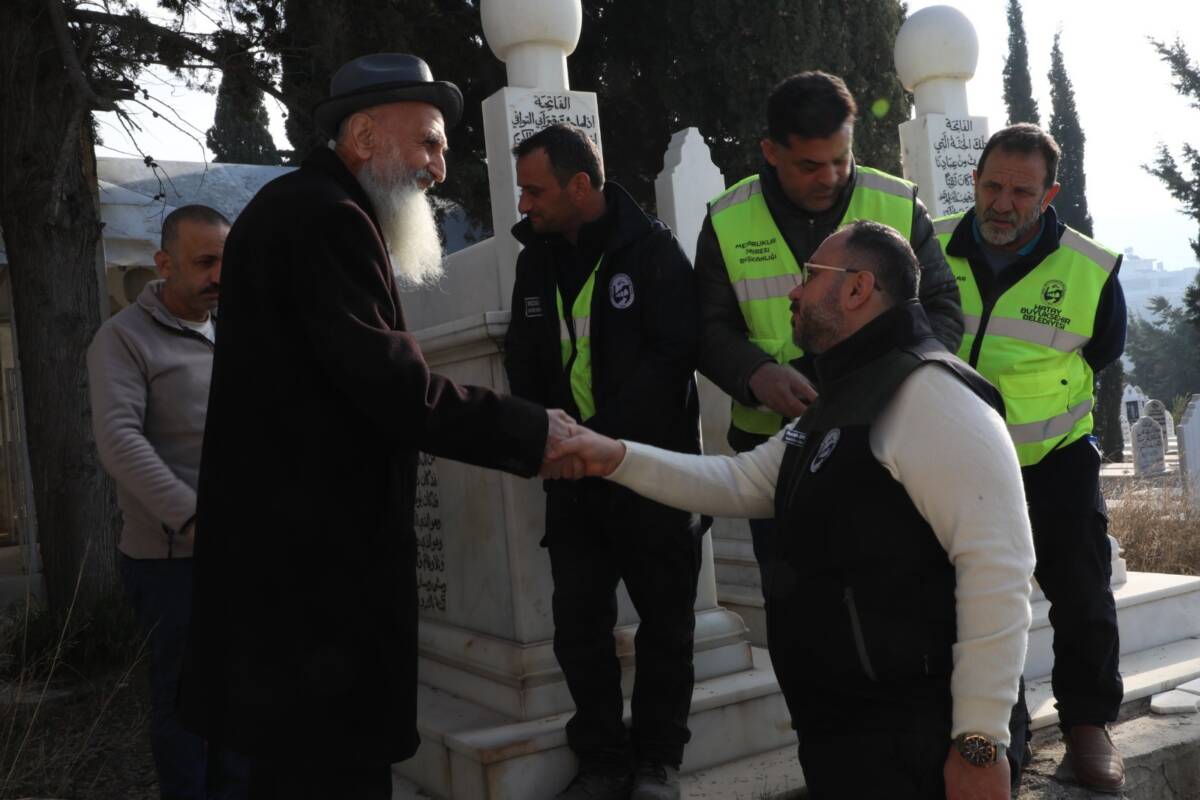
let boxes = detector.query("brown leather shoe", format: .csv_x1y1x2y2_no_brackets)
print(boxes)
1065,724,1125,793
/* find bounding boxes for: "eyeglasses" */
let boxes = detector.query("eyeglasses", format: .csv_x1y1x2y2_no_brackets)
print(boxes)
799,261,866,286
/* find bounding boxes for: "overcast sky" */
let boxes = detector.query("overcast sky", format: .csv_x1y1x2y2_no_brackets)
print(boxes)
95,1,1200,270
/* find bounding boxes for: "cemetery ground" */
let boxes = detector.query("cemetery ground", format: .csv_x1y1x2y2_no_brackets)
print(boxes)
0,470,1196,799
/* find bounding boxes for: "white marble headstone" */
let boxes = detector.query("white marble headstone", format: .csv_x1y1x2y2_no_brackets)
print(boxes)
1133,416,1167,477
1145,399,1169,450
1178,395,1200,508
1123,384,1148,424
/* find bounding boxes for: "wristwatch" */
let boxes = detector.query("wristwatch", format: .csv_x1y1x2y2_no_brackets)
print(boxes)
954,733,1007,767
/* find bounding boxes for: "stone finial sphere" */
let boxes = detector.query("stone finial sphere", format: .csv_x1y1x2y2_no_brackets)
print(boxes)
894,5,979,91
481,0,583,61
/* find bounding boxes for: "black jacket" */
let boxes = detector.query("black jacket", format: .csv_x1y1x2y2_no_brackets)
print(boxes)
695,163,964,450
505,183,703,535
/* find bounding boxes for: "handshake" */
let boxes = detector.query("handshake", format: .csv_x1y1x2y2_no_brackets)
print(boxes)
542,409,625,480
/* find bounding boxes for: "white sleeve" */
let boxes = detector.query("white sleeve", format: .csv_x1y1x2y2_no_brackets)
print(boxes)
871,365,1035,745
607,433,783,519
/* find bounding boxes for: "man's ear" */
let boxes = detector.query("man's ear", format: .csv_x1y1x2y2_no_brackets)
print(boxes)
153,249,171,279
568,172,591,201
844,270,877,310
344,112,375,160
761,137,779,168
1041,182,1062,211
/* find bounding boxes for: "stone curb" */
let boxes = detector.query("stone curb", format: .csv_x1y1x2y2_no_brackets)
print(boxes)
1018,703,1200,799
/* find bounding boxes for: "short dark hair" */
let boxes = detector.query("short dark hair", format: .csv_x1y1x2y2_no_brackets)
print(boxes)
976,124,1061,189
512,124,604,189
767,71,858,144
161,204,230,251
840,220,919,302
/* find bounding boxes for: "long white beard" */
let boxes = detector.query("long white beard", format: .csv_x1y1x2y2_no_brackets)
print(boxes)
357,157,445,288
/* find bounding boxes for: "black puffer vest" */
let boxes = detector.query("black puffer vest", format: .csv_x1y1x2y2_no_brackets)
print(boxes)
767,300,1002,735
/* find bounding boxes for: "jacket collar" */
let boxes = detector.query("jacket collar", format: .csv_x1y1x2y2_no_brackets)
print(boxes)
136,279,217,331
760,160,858,229
511,181,656,254
945,204,1064,266
813,300,932,385
302,147,385,239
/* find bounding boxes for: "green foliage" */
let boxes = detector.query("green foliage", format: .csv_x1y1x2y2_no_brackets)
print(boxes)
1125,296,1200,404
1048,33,1093,237
1093,360,1124,461
568,0,911,217
206,32,280,165
1146,38,1200,335
1002,0,1040,126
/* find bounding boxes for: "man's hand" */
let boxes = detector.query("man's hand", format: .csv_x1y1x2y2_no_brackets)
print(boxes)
541,428,626,480
544,408,577,457
747,362,817,419
944,745,1010,800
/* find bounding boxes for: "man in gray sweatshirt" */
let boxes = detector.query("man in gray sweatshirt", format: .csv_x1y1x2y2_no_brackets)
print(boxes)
87,204,246,799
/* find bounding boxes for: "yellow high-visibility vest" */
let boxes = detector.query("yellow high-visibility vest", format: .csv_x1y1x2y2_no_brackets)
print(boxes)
709,168,916,435
556,257,603,421
934,213,1118,466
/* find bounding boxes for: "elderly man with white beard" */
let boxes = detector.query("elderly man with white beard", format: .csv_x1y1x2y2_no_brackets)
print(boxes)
180,54,574,799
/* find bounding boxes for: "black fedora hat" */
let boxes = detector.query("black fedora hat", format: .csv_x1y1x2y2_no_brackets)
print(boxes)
313,53,463,136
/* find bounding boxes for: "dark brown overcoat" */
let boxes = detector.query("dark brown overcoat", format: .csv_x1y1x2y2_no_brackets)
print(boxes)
179,148,547,764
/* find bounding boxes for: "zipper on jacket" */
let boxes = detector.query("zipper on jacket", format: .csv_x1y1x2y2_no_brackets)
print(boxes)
843,586,878,682
966,296,998,368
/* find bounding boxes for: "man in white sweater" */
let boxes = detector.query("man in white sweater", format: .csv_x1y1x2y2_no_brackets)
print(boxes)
546,220,1035,800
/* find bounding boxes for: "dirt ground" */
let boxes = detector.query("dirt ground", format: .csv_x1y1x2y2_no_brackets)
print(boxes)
0,663,158,800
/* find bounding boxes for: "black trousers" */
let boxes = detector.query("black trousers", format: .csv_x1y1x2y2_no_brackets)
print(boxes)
1023,439,1123,727
247,760,391,799
798,727,949,799
547,496,703,768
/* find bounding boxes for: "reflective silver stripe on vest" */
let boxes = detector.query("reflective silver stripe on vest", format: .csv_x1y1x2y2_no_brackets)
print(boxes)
855,170,914,200
560,316,591,341
732,273,802,303
963,313,981,335
980,316,1090,352
933,216,961,236
1060,228,1119,273
708,179,763,217
1007,397,1095,444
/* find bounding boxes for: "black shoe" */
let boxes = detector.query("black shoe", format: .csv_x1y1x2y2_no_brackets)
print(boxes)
554,764,633,800
631,760,680,800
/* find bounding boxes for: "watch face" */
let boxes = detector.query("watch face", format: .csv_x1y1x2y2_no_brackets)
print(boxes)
959,734,997,767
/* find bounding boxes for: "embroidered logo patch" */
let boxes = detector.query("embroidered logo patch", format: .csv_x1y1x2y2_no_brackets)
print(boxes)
1041,279,1066,305
809,428,841,473
609,273,634,309
524,296,543,318
783,427,807,448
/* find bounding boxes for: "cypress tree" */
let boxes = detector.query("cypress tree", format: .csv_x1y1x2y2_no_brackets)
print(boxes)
1048,32,1094,236
1002,0,1040,126
207,34,280,165
1094,362,1125,461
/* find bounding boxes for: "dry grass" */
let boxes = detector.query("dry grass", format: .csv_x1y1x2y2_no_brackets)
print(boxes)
1108,481,1200,576
0,555,156,799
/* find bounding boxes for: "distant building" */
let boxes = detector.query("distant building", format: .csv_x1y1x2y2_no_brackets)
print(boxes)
1118,247,1198,318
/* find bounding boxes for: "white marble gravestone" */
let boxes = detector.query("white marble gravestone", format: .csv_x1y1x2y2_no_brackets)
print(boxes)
1133,416,1167,477
1123,384,1148,425
1145,399,1170,450
894,6,989,217
1178,395,1200,508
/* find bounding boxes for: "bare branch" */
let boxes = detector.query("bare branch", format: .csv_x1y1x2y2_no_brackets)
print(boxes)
44,0,115,111
66,7,310,125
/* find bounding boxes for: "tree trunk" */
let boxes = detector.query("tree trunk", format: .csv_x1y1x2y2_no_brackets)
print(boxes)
0,0,120,620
